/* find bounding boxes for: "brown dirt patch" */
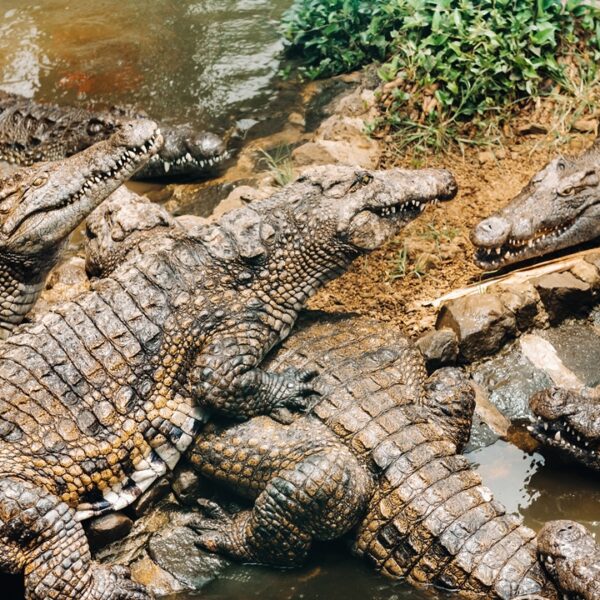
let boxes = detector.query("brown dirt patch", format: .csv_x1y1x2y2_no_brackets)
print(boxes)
308,132,595,336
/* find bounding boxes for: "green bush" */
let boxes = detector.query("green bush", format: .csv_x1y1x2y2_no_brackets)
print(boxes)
283,0,600,145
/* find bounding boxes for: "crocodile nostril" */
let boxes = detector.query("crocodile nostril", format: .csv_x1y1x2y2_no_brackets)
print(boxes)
471,216,511,245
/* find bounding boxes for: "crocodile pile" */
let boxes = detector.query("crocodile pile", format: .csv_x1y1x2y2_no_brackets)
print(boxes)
190,314,597,599
0,165,456,599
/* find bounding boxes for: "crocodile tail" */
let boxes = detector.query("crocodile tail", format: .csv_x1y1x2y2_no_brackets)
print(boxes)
353,427,557,599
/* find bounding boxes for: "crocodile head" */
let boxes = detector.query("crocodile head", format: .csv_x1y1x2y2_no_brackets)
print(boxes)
288,165,458,251
537,520,600,598
138,124,228,179
85,187,176,278
471,141,600,270
0,119,162,258
200,165,457,309
528,386,599,472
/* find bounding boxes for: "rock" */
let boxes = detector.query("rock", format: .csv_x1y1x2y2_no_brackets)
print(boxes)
130,555,185,596
86,513,133,550
210,185,260,219
436,294,517,361
570,260,600,286
293,137,379,169
131,477,172,518
98,503,229,595
148,525,229,590
416,328,459,368
171,465,204,507
532,271,592,323
498,282,541,331
572,118,598,134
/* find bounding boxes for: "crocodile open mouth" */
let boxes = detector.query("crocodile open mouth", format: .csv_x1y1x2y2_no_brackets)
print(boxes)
6,130,163,236
373,197,434,220
475,219,576,268
153,149,230,173
527,414,598,464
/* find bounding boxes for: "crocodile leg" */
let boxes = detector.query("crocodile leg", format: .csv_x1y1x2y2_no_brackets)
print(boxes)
189,417,373,566
191,328,321,419
0,477,149,600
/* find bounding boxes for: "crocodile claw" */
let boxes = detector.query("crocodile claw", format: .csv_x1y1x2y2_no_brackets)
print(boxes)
273,367,321,412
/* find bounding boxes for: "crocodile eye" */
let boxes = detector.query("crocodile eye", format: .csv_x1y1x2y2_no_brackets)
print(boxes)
32,173,48,187
349,172,373,191
557,159,566,171
87,120,105,135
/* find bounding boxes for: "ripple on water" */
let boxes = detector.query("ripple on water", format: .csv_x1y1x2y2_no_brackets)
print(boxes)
0,0,292,130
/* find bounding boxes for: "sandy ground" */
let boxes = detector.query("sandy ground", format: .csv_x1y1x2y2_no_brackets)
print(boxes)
309,132,595,336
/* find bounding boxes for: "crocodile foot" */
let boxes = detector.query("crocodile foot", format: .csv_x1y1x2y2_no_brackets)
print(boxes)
269,367,320,412
88,565,152,600
187,499,255,562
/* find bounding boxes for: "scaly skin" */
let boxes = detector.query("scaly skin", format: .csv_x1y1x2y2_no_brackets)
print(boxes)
471,138,600,270
537,520,600,600
0,119,162,338
190,315,596,599
0,90,227,180
528,386,600,472
0,165,456,599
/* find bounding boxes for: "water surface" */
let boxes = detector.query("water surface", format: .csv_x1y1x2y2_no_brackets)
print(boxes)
0,0,292,131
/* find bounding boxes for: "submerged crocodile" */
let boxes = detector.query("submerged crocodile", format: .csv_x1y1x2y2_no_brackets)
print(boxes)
528,385,599,473
190,315,597,599
471,138,600,271
0,165,456,599
0,119,161,338
0,90,227,180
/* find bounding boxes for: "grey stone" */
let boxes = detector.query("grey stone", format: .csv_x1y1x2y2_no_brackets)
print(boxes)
86,512,133,550
532,271,593,323
131,477,172,518
416,328,459,368
498,282,541,331
437,294,516,361
148,524,229,590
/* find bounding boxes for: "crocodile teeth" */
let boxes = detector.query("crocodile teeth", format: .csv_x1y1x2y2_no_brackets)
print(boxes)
554,431,561,441
164,162,171,173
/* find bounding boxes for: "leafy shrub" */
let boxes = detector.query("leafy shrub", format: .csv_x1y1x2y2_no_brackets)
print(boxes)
283,0,600,146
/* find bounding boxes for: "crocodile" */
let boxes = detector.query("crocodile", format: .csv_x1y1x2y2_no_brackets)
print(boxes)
537,520,600,599
189,314,597,599
0,90,228,180
528,385,599,473
0,164,456,599
471,138,600,271
0,119,162,339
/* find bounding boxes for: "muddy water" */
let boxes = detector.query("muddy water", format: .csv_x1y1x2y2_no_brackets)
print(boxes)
0,0,292,131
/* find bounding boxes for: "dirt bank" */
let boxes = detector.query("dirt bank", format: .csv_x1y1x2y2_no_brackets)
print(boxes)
309,133,595,336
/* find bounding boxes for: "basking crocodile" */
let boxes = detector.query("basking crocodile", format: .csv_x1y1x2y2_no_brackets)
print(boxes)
190,315,597,599
471,138,600,271
0,120,162,338
537,520,600,599
0,165,456,599
528,385,599,473
0,90,227,180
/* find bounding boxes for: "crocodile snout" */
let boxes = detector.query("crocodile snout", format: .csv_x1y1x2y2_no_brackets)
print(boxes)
116,119,159,148
471,215,510,246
